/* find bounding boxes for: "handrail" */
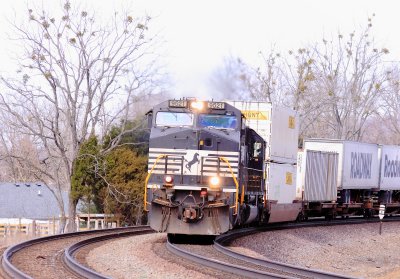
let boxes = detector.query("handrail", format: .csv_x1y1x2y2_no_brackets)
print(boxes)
145,154,240,215
144,154,167,211
240,185,245,205
219,156,240,215
242,166,263,173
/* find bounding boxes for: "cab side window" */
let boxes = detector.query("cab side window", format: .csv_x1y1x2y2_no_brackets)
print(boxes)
253,141,262,158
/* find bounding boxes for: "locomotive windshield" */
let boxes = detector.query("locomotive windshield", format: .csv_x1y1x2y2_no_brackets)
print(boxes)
198,114,237,129
156,111,194,126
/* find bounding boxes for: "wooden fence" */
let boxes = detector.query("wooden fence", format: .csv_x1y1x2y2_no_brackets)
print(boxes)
0,218,59,236
1,216,119,237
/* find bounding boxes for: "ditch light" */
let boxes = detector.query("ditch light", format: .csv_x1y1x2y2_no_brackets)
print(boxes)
164,175,174,187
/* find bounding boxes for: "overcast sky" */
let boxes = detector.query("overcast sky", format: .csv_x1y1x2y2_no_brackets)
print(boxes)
1,0,399,99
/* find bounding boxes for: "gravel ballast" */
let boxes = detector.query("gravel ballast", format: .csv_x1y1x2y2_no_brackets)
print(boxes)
86,233,220,279
231,221,400,279
86,222,400,279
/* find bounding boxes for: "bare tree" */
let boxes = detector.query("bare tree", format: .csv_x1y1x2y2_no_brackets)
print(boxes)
379,66,400,143
249,51,285,103
0,1,163,232
255,16,390,142
210,52,284,102
0,129,40,182
306,17,390,141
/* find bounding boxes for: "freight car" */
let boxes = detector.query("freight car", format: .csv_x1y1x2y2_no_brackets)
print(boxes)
298,139,400,219
144,99,300,235
144,99,400,236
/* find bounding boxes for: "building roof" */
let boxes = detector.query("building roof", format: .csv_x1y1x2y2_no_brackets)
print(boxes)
0,182,68,220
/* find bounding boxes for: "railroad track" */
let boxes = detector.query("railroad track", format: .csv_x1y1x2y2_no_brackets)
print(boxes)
167,218,398,279
1,225,153,279
213,228,353,279
167,238,297,279
2,217,396,278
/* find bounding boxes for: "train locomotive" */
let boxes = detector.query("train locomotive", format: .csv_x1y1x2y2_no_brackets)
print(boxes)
144,99,400,236
144,99,278,235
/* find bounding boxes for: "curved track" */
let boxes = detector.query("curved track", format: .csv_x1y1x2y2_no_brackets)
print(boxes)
167,218,396,279
64,227,153,278
1,226,152,279
167,238,295,279
214,227,353,279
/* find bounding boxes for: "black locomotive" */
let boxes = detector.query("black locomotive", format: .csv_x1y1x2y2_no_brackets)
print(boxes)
145,99,266,235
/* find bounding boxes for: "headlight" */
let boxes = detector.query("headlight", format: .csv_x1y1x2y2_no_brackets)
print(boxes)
210,176,220,187
190,101,204,110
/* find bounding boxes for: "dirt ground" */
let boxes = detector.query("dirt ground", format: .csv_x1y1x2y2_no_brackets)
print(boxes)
0,233,39,250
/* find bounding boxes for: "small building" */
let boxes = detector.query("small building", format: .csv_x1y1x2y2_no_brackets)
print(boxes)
0,182,67,219
0,182,68,235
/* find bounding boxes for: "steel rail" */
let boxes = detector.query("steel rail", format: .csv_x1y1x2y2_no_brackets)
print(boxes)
166,238,296,279
213,217,400,279
1,225,150,279
64,226,153,279
168,218,399,279
214,228,355,279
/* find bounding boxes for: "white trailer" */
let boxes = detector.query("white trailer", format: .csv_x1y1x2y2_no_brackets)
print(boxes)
295,151,304,200
265,162,302,222
303,139,380,190
266,162,297,203
227,101,298,164
299,149,339,201
379,145,400,190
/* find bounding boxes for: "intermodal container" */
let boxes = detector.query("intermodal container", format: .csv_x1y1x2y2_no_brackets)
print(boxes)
379,145,400,190
304,139,379,189
295,151,304,200
227,101,298,164
299,150,339,201
265,162,297,204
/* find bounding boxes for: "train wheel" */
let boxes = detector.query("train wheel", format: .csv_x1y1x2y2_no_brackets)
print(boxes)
324,215,331,221
296,212,306,222
363,209,372,218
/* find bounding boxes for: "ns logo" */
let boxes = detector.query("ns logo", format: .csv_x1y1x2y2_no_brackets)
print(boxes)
183,151,200,173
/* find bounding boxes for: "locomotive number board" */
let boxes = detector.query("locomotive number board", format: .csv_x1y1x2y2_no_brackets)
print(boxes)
168,100,188,108
207,102,225,110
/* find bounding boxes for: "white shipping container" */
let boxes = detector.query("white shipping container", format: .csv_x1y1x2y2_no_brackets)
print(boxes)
379,145,400,190
227,101,298,164
295,151,304,199
304,139,379,189
301,150,339,201
265,162,297,204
